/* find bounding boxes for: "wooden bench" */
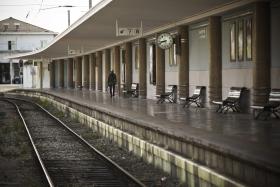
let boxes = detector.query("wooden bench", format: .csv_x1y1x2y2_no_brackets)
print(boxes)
122,83,139,97
180,86,205,108
213,87,246,113
155,85,177,104
251,89,280,120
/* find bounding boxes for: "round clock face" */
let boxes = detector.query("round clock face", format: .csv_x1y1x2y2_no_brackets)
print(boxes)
157,33,173,49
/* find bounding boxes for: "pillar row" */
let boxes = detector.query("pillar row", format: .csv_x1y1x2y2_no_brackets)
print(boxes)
104,49,111,89
208,16,222,102
75,57,82,89
178,25,189,98
96,51,103,91
50,61,55,88
58,59,64,88
125,42,132,90
114,46,120,94
252,2,271,105
83,55,89,89
67,58,74,88
89,53,96,90
139,38,147,98
156,45,165,95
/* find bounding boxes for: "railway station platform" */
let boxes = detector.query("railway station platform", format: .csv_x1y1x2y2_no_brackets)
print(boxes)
0,84,21,92
5,88,280,187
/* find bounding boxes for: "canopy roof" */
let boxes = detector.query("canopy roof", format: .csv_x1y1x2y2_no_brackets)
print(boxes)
10,0,258,60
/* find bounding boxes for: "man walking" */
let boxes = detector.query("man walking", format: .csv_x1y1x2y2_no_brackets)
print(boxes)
107,70,117,97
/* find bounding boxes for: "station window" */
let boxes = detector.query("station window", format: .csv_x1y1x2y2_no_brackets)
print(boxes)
229,17,252,62
245,18,252,61
149,44,156,85
8,41,16,50
8,41,12,50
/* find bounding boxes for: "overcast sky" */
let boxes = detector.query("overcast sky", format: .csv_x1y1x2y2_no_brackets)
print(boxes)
0,0,102,33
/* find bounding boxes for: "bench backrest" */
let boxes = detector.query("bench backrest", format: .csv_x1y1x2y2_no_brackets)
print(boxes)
269,89,280,103
165,85,176,94
193,86,205,96
227,87,245,101
131,83,138,91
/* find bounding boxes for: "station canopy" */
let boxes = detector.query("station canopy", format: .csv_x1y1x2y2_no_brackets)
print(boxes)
10,0,254,60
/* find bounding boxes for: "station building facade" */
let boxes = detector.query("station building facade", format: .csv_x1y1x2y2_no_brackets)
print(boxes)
0,17,56,87
18,0,280,107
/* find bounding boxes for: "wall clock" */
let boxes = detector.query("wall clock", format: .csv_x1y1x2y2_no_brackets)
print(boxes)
157,33,173,49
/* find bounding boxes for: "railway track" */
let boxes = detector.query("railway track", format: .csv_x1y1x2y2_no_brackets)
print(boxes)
1,97,145,187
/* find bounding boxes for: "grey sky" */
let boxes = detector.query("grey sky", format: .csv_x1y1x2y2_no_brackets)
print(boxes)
0,0,102,33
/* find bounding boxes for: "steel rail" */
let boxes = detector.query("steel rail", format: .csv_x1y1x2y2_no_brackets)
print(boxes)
5,97,146,187
0,98,54,187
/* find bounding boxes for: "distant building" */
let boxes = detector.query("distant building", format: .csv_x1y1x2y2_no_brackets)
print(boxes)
0,17,57,87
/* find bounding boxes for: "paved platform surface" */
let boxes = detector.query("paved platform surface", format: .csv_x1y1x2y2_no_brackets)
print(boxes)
0,84,22,92
12,88,280,170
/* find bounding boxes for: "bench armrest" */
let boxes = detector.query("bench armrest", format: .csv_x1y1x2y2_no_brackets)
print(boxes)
212,101,223,105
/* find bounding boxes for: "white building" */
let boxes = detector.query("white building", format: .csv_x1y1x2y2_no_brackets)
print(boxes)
0,17,57,88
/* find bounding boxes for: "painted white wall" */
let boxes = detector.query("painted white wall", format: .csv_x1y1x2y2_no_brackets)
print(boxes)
0,34,54,51
23,64,38,88
189,23,209,102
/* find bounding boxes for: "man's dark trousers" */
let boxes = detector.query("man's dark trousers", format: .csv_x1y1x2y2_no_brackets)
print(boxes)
109,84,115,97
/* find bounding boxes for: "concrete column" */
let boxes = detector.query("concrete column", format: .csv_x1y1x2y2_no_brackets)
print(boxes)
39,61,43,89
75,57,82,89
139,38,147,98
82,55,89,89
64,60,67,88
67,58,74,88
58,59,64,88
50,61,55,88
252,2,271,105
125,42,132,90
209,16,222,102
89,53,96,90
96,51,103,91
156,45,165,95
178,26,189,98
114,46,121,94
104,49,111,89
